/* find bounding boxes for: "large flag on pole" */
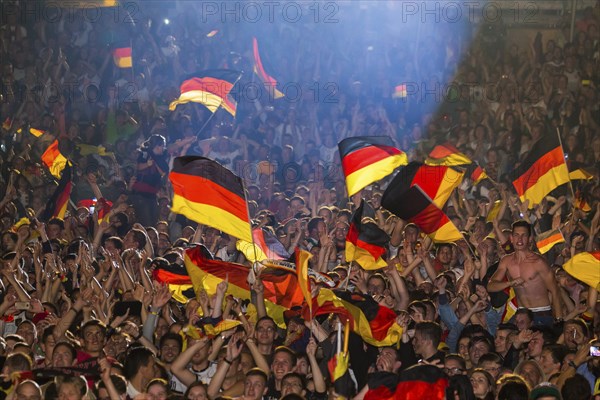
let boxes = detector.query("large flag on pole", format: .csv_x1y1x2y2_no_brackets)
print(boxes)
169,70,240,116
169,157,252,242
252,37,284,99
512,135,569,208
338,136,408,197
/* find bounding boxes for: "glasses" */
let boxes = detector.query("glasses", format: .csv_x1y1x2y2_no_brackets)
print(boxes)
257,327,275,333
443,367,464,375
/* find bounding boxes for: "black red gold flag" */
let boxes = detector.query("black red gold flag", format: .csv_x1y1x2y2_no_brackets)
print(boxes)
425,143,488,184
346,200,389,270
563,251,600,290
535,229,565,254
236,227,290,263
112,47,132,68
338,136,408,196
252,37,284,99
40,162,72,221
169,70,239,116
169,156,252,242
41,140,68,179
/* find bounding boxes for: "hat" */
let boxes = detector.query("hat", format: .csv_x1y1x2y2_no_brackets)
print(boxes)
530,383,562,400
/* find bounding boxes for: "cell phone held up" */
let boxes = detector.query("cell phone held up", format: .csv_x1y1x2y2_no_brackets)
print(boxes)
15,301,31,311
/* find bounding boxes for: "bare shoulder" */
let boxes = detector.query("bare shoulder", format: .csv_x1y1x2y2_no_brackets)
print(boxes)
529,252,551,271
498,253,514,267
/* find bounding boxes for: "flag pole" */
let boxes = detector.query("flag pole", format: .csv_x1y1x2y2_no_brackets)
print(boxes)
194,71,244,141
555,127,577,208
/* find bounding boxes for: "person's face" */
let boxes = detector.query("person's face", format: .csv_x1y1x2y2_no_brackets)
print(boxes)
186,385,208,400
437,246,452,264
47,223,62,239
443,358,465,376
495,330,511,354
511,227,531,251
272,352,294,381
15,382,41,400
527,332,544,358
244,375,267,400
539,349,560,375
239,352,254,374
334,223,348,240
520,363,541,388
147,383,168,400
52,345,75,367
481,361,501,380
404,227,418,244
82,325,106,354
469,341,489,366
411,331,426,356
367,277,385,296
470,372,491,398
256,320,276,346
376,348,398,372
58,383,81,400
458,338,470,361
123,231,137,250
160,339,181,363
295,356,308,375
281,376,304,396
515,313,532,331
563,323,584,349
16,323,35,346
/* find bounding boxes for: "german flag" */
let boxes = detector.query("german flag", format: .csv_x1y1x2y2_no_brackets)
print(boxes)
252,37,284,99
425,143,488,184
364,372,399,400
170,156,252,242
394,364,449,400
41,140,68,179
512,135,569,208
77,198,113,224
236,227,290,263
28,128,45,137
296,249,313,313
346,200,389,270
304,289,402,347
328,351,352,398
501,287,518,323
486,200,503,223
339,136,408,197
535,229,565,254
382,180,463,243
152,261,195,303
574,189,592,212
112,47,132,68
392,84,407,99
568,161,594,181
184,245,305,326
169,70,239,117
40,162,72,221
389,162,463,209
563,251,600,291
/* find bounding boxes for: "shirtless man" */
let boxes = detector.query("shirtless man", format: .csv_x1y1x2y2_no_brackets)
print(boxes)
487,220,563,326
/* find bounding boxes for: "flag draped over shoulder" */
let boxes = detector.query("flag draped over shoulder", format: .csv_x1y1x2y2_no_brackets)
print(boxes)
512,135,569,208
112,47,132,68
169,70,239,116
338,136,408,196
236,227,290,263
304,289,402,347
425,143,488,184
40,162,72,221
535,229,565,254
252,37,284,99
169,156,252,242
41,140,68,179
563,251,600,290
184,245,305,326
388,162,463,209
346,200,389,270
382,176,462,243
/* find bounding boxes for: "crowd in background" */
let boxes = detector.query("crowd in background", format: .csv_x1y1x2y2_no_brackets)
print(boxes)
0,0,600,399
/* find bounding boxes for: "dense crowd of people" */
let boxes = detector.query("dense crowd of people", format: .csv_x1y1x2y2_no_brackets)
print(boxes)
0,1,600,399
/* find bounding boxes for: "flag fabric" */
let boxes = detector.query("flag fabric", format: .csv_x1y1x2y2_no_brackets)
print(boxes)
512,135,569,208
40,162,72,221
76,144,112,157
259,259,336,288
304,289,403,347
41,140,68,179
568,161,594,181
486,200,503,223
425,143,488,184
574,190,592,212
296,249,313,313
152,261,196,303
184,245,305,326
346,200,389,270
328,352,352,398
206,30,219,37
170,156,252,242
363,372,399,400
382,183,463,243
77,198,113,224
535,229,565,254
28,128,45,137
236,227,290,263
563,251,600,290
169,70,239,116
393,364,449,400
392,84,407,98
338,136,408,197
112,47,132,68
501,287,519,323
252,37,284,99
388,162,463,209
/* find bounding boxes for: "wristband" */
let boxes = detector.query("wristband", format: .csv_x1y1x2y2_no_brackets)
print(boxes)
223,358,232,365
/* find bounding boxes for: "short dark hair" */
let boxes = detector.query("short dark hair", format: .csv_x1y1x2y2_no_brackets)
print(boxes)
4,352,33,372
128,228,147,250
159,333,183,353
281,372,306,389
496,374,530,400
514,308,534,321
541,344,567,365
415,321,442,348
478,352,503,366
444,354,467,370
123,347,155,380
54,342,77,361
274,346,297,366
511,220,532,236
48,218,65,230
